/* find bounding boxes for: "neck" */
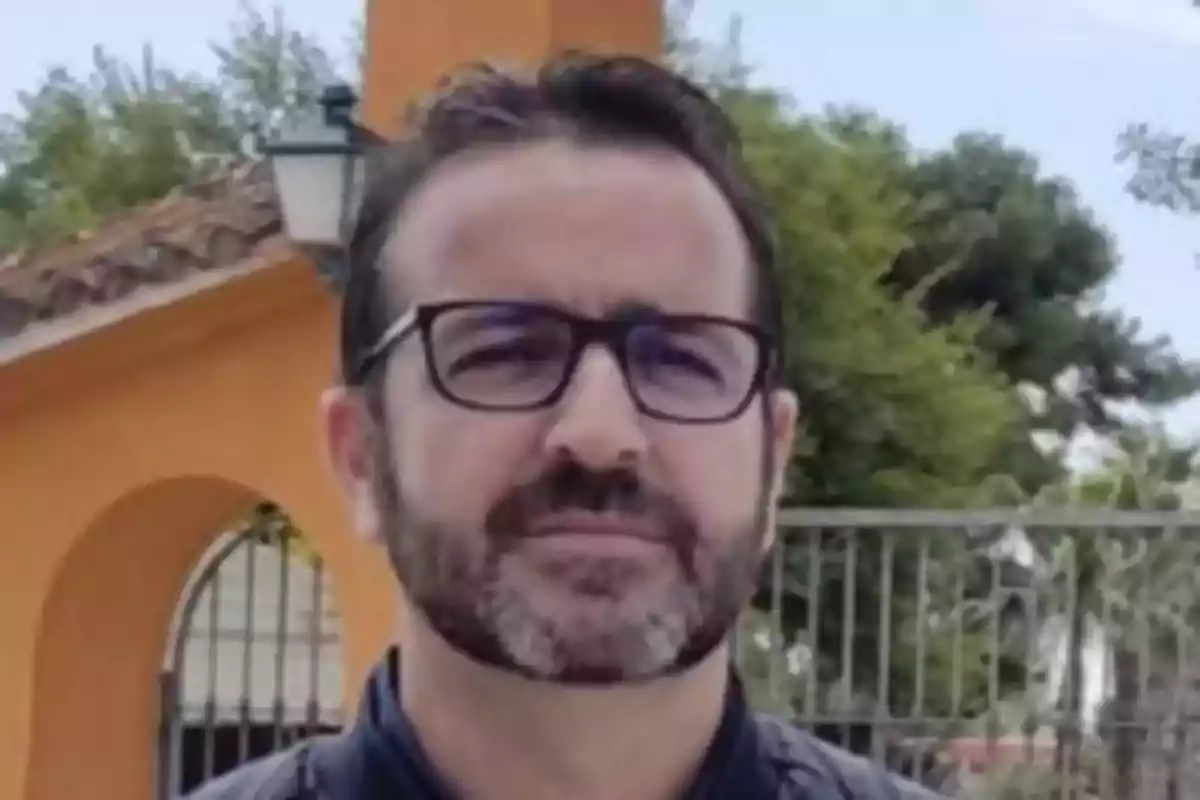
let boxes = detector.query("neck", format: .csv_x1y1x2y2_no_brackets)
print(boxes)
398,618,732,800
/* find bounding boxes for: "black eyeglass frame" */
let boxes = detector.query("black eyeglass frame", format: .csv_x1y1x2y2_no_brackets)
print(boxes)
352,300,776,424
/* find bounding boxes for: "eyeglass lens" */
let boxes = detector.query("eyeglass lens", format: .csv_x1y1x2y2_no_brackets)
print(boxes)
425,303,761,421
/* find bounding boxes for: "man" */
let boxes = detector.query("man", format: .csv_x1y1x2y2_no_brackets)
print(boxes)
189,54,942,799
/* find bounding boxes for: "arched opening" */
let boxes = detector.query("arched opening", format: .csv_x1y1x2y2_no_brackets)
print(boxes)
157,502,344,798
26,476,258,800
24,469,391,800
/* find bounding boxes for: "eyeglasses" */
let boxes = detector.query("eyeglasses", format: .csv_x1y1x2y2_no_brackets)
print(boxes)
354,300,774,424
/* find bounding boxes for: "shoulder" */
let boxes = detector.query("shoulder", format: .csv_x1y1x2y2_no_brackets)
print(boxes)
753,715,948,799
182,737,325,800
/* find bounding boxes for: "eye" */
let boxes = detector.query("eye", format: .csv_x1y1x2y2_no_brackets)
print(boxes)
628,329,725,385
445,335,563,376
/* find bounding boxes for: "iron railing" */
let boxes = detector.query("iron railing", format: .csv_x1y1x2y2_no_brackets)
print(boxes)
160,507,1200,799
158,526,342,798
737,508,1200,799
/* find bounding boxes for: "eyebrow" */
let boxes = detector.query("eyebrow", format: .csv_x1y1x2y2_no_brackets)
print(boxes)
604,298,669,321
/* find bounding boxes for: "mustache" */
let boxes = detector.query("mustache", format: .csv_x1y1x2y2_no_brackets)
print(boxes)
484,459,698,551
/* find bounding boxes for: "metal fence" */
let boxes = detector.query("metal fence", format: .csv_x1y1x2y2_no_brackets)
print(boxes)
157,507,1200,799
157,523,342,798
740,508,1200,799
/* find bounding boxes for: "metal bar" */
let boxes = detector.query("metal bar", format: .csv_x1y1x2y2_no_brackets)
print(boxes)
873,529,893,765
911,530,929,720
165,662,185,798
272,531,293,750
238,535,257,763
1171,613,1190,800
1059,533,1080,798
909,530,930,785
1025,561,1045,785
201,568,221,783
1137,530,1153,800
986,543,1002,766
803,527,820,728
1094,527,1113,800
777,507,1200,529
306,559,325,736
1169,517,1190,800
950,529,968,722
155,670,177,800
839,526,857,749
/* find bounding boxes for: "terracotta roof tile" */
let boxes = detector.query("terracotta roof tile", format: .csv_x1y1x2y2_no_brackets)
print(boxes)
0,160,285,342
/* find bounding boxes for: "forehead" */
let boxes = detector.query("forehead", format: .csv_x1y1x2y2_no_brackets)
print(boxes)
383,141,752,318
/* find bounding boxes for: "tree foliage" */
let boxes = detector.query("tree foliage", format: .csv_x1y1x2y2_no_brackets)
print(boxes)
668,3,1018,508
0,2,342,252
894,133,1200,489
671,2,1200,500
0,47,230,248
1117,121,1200,215
1113,3,1200,211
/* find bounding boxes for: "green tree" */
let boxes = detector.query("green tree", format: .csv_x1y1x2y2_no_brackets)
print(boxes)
1117,121,1200,215
0,47,232,248
889,132,1200,491
668,1,1017,507
1113,2,1200,213
680,28,1200,486
0,1,344,252
796,107,1200,494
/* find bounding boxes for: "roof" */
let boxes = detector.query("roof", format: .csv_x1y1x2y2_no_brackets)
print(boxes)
0,160,286,347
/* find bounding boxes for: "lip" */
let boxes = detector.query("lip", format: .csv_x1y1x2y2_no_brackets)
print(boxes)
526,511,664,545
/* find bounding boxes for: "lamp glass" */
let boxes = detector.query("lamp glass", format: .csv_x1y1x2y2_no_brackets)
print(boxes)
268,114,357,246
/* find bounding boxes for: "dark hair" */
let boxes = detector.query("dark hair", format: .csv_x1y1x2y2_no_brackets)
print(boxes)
340,53,782,388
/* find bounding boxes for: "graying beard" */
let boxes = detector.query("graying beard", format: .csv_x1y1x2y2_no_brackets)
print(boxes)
371,415,773,683
478,575,703,681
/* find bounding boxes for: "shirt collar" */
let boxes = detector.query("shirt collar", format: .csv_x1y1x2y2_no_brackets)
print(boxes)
336,646,779,800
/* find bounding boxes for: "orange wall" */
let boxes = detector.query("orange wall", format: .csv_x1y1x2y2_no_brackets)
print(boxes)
1,1,662,797
0,254,398,800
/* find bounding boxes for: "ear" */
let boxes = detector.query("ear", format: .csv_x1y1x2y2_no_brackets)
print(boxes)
319,386,386,543
767,388,798,505
761,387,798,552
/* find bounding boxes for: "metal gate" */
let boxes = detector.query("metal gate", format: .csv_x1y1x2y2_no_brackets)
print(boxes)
157,505,344,798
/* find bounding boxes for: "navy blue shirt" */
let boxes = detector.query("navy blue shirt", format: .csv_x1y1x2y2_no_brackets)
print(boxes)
315,647,782,799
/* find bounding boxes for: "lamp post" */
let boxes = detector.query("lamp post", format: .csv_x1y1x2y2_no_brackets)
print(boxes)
261,84,385,288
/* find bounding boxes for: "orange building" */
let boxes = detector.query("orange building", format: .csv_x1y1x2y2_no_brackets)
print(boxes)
0,2,661,798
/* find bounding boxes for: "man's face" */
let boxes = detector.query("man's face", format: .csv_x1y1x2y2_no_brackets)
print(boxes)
323,141,797,684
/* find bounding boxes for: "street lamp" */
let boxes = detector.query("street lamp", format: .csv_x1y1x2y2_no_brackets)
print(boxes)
261,84,385,287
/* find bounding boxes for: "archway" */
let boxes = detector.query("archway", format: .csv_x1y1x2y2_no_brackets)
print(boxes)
157,502,344,797
21,472,372,800
24,476,256,800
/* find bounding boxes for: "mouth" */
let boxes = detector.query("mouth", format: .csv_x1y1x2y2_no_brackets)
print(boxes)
523,511,668,552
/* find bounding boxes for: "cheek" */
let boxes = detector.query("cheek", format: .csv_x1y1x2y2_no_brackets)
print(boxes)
392,397,544,522
656,418,765,532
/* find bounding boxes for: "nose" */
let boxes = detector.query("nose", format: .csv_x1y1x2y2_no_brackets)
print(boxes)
542,347,649,470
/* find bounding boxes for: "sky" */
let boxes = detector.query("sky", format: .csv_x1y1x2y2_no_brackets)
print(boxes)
2,0,1198,442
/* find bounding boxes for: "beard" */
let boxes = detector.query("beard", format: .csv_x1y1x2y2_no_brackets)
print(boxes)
372,429,773,686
